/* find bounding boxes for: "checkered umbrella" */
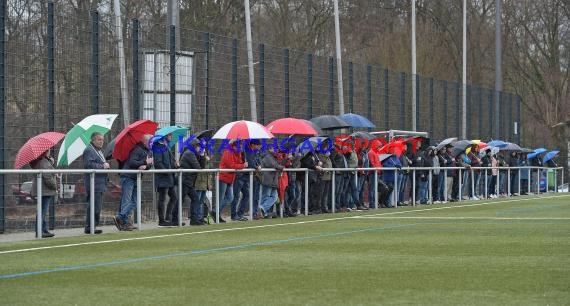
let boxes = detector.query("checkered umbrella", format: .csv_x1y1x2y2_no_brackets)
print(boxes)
14,132,65,169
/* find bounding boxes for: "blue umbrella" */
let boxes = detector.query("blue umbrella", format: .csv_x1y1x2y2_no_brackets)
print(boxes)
338,113,376,128
155,125,189,147
487,140,508,148
533,147,547,154
542,150,559,163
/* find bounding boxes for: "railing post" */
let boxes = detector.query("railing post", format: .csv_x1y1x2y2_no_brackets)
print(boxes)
412,169,416,205
136,172,142,230
249,171,254,220
89,172,95,234
484,168,488,199
304,170,309,215
374,171,378,209
458,169,463,202
428,170,433,204
36,173,43,239
394,168,398,207
215,172,220,223
331,170,336,213
507,168,511,196
178,168,183,226
444,168,448,202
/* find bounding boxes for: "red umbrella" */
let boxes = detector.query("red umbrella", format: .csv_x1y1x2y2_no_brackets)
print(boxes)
266,118,317,136
112,120,158,161
14,132,65,169
212,120,273,139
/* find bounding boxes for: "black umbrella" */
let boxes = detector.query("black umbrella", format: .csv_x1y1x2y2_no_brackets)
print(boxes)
302,120,324,136
195,129,214,139
104,138,116,160
499,142,522,152
436,137,458,150
350,131,376,141
296,137,330,157
451,140,475,157
310,115,351,130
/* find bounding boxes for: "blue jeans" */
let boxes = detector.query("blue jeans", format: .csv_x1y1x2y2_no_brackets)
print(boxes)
195,190,206,220
343,173,360,208
217,181,234,213
285,178,300,212
357,175,366,205
37,195,53,234
368,173,377,208
85,192,103,231
230,174,249,219
118,176,137,225
398,173,408,203
437,172,446,201
418,180,428,203
259,184,278,216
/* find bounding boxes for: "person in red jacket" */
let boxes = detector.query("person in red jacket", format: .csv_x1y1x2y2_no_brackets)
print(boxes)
212,139,248,223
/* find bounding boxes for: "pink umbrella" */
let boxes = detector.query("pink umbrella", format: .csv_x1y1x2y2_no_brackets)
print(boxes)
14,132,65,169
212,120,274,139
266,118,317,136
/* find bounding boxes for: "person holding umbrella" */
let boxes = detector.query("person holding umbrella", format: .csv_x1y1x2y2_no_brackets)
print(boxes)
30,149,58,238
214,139,248,223
153,133,179,227
114,134,154,231
82,132,110,234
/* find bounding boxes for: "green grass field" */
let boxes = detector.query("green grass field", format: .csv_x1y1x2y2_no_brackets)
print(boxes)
1,194,569,305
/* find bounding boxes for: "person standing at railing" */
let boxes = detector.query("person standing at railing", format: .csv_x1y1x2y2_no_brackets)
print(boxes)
114,134,153,231
276,147,294,217
381,152,401,208
82,132,110,234
416,148,432,204
30,149,57,238
180,139,203,226
398,141,413,206
259,145,284,218
430,146,442,203
230,139,261,221
506,151,520,196
213,139,247,223
330,142,348,211
300,150,323,214
344,142,365,211
286,152,302,216
519,153,530,195
467,147,482,200
497,151,508,197
194,143,212,224
443,145,456,202
316,151,332,213
153,133,179,227
356,146,369,208
482,148,499,198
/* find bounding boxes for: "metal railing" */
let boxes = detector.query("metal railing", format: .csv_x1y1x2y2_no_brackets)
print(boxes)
0,165,564,238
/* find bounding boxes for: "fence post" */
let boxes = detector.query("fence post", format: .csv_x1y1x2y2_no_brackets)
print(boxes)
48,3,56,229
307,53,313,119
366,65,372,130
443,80,448,138
508,94,513,141
258,43,265,124
231,39,238,120
169,25,176,126
517,95,522,144
283,48,290,117
488,89,494,139
415,75,420,131
400,72,406,130
384,69,389,129
348,62,353,113
329,57,334,113
0,0,5,233
90,10,99,114
131,19,140,120
429,77,434,137
203,32,210,129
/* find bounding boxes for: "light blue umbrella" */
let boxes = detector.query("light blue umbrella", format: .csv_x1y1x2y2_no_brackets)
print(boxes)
487,140,508,148
533,147,547,154
155,125,189,147
338,113,376,128
542,150,559,163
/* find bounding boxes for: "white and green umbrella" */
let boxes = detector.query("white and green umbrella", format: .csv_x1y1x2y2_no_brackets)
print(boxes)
57,114,118,167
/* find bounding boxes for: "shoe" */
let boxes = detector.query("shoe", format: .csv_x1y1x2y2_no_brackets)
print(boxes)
357,206,369,211
123,223,137,231
253,214,263,220
42,232,54,238
170,221,186,226
158,220,172,227
113,216,122,231
233,216,248,221
190,220,206,225
84,229,103,234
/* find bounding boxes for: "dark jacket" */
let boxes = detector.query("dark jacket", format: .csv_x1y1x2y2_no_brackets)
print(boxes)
121,143,151,179
261,152,284,188
300,152,320,183
153,142,176,188
330,150,347,176
180,148,201,188
83,144,108,193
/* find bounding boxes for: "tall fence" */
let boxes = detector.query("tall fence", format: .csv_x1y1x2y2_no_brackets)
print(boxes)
0,3,525,232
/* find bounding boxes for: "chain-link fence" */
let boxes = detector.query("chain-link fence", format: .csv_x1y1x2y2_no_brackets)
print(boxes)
0,2,526,233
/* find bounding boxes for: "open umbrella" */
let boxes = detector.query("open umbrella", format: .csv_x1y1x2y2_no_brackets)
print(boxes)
112,119,159,161
488,140,508,148
296,137,330,156
155,125,189,147
266,118,317,136
542,150,559,163
451,140,475,157
212,120,273,139
195,129,214,139
57,114,118,167
310,115,351,130
350,131,376,141
436,137,458,150
499,142,522,152
14,132,65,169
533,148,547,154
303,120,324,136
338,113,375,128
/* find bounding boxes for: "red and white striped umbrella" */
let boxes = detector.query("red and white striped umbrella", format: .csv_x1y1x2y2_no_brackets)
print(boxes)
212,120,274,139
14,132,65,169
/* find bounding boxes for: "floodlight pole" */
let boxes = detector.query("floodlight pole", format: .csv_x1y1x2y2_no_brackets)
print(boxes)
113,0,130,126
494,0,502,139
462,0,467,139
333,0,345,115
411,0,417,131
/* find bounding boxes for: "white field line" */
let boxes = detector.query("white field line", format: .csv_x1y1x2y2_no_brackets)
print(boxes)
1,194,569,255
358,216,570,220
